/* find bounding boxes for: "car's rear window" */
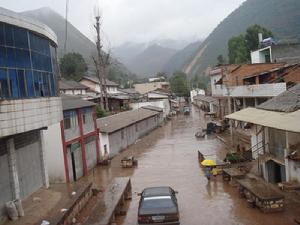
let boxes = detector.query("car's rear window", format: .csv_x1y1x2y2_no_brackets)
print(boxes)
141,196,175,209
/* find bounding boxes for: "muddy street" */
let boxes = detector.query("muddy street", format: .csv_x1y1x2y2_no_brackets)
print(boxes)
85,106,299,225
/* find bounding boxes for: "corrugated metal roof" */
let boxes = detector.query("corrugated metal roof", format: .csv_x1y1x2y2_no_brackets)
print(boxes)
97,108,159,133
142,105,163,112
257,84,300,112
193,95,218,104
80,76,119,86
61,95,96,111
226,107,300,133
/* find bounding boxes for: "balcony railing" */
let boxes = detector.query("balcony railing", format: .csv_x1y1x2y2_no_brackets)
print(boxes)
224,83,287,97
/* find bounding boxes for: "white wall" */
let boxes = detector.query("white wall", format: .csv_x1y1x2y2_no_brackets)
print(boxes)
250,125,264,159
130,100,170,118
99,133,110,157
251,47,272,63
287,132,300,183
43,123,65,183
190,89,205,102
210,74,224,97
0,97,62,137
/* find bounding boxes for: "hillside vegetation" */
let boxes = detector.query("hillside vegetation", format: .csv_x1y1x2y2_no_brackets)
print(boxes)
186,0,300,75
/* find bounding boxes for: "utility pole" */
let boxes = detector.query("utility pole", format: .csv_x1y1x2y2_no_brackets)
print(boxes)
94,16,104,110
64,0,69,54
94,15,110,111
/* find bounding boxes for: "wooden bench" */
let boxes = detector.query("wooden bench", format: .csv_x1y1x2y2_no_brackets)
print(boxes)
237,178,284,213
85,177,132,225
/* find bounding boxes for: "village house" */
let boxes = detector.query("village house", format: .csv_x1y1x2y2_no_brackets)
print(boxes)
97,108,163,158
134,81,169,94
0,8,62,220
190,88,205,103
251,41,300,64
193,95,219,116
130,90,171,119
59,78,89,96
210,63,300,119
43,95,100,183
226,84,300,184
79,75,119,95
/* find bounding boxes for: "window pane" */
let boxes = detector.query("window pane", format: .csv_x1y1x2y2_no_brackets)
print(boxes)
0,23,5,46
29,32,50,56
6,47,15,67
0,46,6,67
0,69,9,98
17,70,26,97
31,51,40,70
8,69,18,98
42,72,50,97
33,71,41,97
14,27,28,49
5,24,14,46
25,70,35,97
15,49,30,69
49,73,56,96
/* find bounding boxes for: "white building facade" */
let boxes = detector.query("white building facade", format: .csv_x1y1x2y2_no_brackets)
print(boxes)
0,8,62,221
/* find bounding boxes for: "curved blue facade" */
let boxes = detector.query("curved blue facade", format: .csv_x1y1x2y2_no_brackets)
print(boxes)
0,22,58,99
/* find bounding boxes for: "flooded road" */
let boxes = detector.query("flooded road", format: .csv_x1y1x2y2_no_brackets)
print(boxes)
85,106,300,225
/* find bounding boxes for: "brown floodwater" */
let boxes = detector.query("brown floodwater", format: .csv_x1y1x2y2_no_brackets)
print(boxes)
83,106,300,225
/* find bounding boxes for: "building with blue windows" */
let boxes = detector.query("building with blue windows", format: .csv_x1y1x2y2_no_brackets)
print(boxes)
0,7,62,222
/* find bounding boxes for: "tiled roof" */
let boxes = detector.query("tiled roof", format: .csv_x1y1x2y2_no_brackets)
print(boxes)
59,78,89,90
61,94,96,111
193,95,218,103
257,84,300,112
80,76,119,86
97,108,159,133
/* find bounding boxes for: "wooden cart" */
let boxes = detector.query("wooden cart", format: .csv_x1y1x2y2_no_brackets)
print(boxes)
121,156,138,168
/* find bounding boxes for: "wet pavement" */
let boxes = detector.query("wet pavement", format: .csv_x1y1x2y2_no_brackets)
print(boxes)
8,106,300,225
86,106,300,225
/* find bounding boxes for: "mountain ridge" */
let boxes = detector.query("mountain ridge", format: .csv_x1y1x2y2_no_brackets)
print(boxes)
186,0,300,75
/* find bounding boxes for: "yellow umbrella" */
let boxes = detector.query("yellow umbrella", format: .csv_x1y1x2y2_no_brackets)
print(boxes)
201,159,216,167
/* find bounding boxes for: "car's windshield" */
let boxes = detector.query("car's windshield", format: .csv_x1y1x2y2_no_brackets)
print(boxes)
141,196,174,209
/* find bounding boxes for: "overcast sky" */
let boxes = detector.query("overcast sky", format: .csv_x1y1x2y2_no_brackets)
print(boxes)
1,0,246,47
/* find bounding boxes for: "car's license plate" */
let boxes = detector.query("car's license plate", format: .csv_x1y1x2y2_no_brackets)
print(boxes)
152,215,165,221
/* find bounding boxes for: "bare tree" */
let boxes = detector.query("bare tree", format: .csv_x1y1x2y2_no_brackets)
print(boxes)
94,15,110,111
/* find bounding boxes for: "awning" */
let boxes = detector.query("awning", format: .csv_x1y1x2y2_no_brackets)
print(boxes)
226,107,300,133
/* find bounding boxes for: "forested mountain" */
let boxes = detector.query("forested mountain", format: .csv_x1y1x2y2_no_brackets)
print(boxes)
163,41,202,75
126,44,177,77
185,0,300,75
21,7,134,84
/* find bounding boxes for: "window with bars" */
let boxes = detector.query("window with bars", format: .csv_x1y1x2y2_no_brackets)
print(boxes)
63,110,78,130
82,107,93,124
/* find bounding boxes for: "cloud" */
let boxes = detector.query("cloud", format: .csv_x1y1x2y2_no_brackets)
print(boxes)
1,0,246,47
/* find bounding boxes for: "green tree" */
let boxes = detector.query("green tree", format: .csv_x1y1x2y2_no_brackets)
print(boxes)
96,105,106,118
228,35,249,64
59,53,88,80
228,25,273,64
169,72,189,97
245,24,273,51
190,74,209,90
217,54,226,65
